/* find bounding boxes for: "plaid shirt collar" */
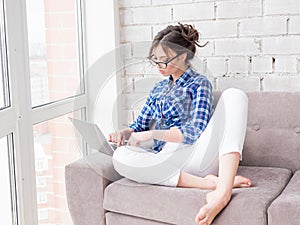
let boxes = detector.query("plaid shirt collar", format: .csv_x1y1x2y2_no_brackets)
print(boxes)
168,67,193,87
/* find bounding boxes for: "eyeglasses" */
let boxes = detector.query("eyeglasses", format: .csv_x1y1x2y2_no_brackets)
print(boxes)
149,53,182,69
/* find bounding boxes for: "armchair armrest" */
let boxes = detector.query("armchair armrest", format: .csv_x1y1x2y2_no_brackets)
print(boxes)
65,152,123,225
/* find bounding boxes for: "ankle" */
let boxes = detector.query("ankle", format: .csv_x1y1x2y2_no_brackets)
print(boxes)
215,188,232,201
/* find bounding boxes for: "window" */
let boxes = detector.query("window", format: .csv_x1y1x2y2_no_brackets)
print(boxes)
26,0,84,108
0,135,17,225
25,0,86,224
0,0,9,110
37,209,48,221
0,0,114,224
33,110,83,224
36,176,47,188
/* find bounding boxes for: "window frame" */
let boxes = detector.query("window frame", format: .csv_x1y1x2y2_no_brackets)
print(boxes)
0,0,120,224
1,0,88,224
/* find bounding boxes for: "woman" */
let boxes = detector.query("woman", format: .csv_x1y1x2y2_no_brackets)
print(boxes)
109,23,252,225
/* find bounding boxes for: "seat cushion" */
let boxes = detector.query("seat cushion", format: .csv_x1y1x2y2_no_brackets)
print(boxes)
103,166,291,225
268,170,300,225
106,212,170,225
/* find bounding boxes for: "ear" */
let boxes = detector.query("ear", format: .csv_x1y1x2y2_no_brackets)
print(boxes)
179,52,187,62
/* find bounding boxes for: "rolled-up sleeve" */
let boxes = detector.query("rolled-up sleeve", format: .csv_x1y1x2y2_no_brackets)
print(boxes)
129,95,155,132
176,79,213,145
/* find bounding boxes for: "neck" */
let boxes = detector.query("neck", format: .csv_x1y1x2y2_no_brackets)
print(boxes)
171,66,189,82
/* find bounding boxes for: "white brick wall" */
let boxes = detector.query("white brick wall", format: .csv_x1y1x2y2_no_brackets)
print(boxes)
289,16,300,34
216,0,262,19
274,56,298,73
262,76,300,91
216,77,261,92
194,20,237,39
120,26,151,42
173,2,214,21
239,17,286,37
215,38,261,56
262,36,300,54
206,57,227,77
264,0,300,15
117,0,300,127
228,57,249,74
252,56,273,74
133,6,171,25
119,0,151,8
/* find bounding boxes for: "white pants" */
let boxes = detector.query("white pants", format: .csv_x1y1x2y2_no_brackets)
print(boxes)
112,88,248,187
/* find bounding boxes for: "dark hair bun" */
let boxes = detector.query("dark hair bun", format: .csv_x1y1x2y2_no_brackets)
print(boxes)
149,23,208,62
178,23,200,46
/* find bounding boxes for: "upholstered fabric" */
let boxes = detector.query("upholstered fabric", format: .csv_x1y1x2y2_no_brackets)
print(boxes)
65,91,300,225
106,212,171,225
65,152,122,225
268,170,300,225
103,166,291,225
214,92,300,172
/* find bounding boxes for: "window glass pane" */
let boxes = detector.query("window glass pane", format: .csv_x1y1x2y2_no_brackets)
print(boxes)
0,135,15,225
33,110,83,225
27,0,83,108
0,0,10,110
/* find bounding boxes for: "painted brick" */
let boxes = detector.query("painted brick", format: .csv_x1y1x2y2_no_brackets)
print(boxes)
264,0,300,15
121,77,134,93
206,57,228,77
252,56,273,73
274,56,298,73
124,59,145,75
152,0,194,5
152,24,172,38
289,16,300,34
262,37,300,54
189,58,205,74
216,0,262,19
118,0,151,8
194,20,237,39
215,38,261,56
239,17,286,37
195,42,214,57
173,2,214,21
132,6,171,24
120,26,152,42
228,57,249,74
216,77,261,92
132,41,152,58
120,8,134,26
120,43,132,60
262,76,300,91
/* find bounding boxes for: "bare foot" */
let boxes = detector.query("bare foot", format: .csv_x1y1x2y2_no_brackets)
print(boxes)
233,175,252,188
205,174,252,189
195,190,231,225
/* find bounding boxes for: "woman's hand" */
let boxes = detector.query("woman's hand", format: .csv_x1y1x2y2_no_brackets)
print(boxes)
127,131,153,146
108,128,134,147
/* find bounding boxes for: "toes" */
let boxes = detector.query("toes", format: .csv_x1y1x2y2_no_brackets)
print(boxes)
199,216,211,225
195,206,208,223
235,176,252,188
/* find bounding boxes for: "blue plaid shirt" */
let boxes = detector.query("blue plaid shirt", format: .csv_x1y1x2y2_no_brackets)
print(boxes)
129,67,214,152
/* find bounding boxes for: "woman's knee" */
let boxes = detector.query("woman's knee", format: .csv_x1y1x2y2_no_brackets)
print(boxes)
222,88,248,103
220,88,248,114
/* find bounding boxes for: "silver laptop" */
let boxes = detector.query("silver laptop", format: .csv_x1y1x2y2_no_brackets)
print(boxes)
69,117,117,156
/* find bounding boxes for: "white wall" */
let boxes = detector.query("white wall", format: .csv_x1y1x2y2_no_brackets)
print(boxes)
84,0,120,135
117,0,300,127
